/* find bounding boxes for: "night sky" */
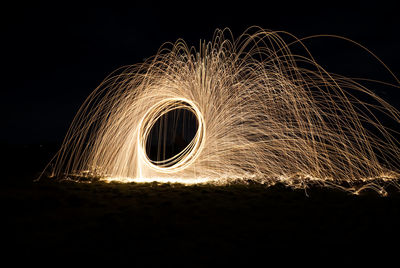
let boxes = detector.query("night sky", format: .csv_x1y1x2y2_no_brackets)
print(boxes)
3,1,400,145
2,2,400,265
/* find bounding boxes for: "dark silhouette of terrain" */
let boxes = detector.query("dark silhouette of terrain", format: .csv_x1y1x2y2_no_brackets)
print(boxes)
1,144,400,265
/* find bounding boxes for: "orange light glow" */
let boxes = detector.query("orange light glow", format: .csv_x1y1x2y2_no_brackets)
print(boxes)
42,27,400,194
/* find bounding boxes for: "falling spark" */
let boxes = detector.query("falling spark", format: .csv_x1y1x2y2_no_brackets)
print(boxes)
44,27,400,194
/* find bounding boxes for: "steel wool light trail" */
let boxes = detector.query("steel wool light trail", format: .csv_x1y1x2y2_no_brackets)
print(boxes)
46,27,400,194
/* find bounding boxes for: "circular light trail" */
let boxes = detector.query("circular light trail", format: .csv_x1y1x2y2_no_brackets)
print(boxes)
44,27,400,194
138,98,205,173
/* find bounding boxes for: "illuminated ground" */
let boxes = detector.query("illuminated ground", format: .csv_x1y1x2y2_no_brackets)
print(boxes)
2,144,400,265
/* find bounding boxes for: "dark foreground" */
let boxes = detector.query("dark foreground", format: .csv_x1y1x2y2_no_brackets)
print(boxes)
2,145,400,265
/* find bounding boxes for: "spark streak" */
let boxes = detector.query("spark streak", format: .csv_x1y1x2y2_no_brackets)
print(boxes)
45,27,400,193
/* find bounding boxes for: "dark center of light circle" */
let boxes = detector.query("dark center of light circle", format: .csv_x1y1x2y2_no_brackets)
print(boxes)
145,108,198,165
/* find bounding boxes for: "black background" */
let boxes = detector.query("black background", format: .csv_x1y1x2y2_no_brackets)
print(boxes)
2,0,400,145
2,1,400,265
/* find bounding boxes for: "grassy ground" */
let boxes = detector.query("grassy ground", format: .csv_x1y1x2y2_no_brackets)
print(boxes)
2,144,400,265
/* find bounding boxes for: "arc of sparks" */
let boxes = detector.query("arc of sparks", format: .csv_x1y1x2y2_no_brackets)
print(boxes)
44,27,400,194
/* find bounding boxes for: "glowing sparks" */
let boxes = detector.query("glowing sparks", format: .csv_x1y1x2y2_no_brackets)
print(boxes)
44,27,400,193
136,97,205,174
101,176,220,185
